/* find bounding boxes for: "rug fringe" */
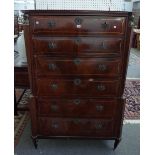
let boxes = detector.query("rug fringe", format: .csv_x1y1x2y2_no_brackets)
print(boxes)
123,120,140,124
126,78,140,80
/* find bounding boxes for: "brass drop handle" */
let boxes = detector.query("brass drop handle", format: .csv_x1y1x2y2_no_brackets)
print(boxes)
74,99,81,105
51,105,58,112
48,21,56,28
48,63,57,70
74,79,81,86
97,84,106,91
73,58,81,65
101,22,109,29
51,83,58,90
48,42,56,49
96,105,104,112
98,64,107,71
95,123,104,129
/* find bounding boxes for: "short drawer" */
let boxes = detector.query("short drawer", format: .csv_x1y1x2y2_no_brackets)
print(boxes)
36,78,120,97
38,117,114,137
33,37,76,55
77,37,123,56
32,37,123,56
31,16,125,35
38,98,118,118
35,57,121,77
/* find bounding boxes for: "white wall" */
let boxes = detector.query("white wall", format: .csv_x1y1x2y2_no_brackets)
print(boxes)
14,0,134,11
14,0,34,10
124,2,133,11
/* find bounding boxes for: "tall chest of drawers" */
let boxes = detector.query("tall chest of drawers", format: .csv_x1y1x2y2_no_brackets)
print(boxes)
24,10,132,149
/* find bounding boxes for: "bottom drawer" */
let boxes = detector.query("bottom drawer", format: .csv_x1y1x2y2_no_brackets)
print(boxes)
38,117,114,137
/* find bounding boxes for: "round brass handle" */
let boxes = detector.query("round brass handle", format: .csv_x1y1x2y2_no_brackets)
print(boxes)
95,123,104,129
74,99,80,105
97,84,106,91
98,64,107,71
48,63,57,70
75,17,83,25
48,42,56,49
48,21,56,28
51,105,58,112
51,83,58,90
96,105,104,111
74,79,81,85
73,58,81,65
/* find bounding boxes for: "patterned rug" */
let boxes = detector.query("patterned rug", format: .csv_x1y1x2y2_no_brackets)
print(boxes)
14,112,29,147
14,80,140,146
14,90,31,147
123,80,140,119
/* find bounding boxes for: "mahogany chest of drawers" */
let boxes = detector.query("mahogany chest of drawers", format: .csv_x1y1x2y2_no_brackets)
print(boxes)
23,10,132,149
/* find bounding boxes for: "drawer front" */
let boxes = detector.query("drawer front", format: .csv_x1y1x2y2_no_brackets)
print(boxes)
77,37,123,55
38,98,117,118
35,57,121,77
36,78,120,97
31,16,125,35
33,37,76,55
38,117,114,137
33,37,123,55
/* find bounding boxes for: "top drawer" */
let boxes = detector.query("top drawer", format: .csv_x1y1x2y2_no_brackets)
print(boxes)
31,16,126,35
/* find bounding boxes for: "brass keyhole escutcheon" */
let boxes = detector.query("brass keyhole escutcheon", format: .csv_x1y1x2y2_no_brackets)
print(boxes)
74,79,81,86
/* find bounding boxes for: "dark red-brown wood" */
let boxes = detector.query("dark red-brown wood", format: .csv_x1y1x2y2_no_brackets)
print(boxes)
32,36,124,56
35,57,121,77
38,98,118,117
36,78,120,97
38,117,114,137
31,16,125,35
23,10,132,149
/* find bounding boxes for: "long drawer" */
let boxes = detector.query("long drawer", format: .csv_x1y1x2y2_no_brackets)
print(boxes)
31,16,125,35
38,98,118,118
35,57,121,77
32,37,123,56
36,78,120,97
38,117,114,137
